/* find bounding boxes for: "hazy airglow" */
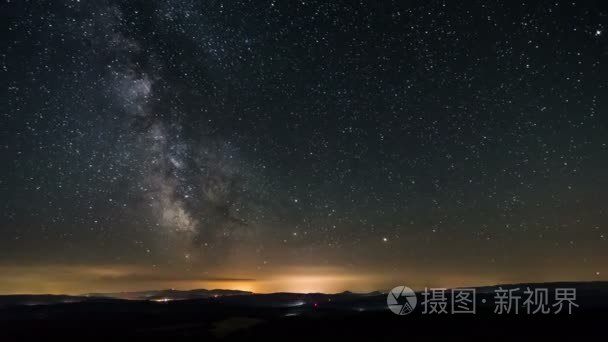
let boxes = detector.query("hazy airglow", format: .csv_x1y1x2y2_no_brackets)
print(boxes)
0,263,605,295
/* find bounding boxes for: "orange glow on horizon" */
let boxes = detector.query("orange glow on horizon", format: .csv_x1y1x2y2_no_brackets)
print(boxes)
0,263,605,295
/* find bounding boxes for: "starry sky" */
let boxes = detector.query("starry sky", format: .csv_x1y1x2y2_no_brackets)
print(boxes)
1,0,607,294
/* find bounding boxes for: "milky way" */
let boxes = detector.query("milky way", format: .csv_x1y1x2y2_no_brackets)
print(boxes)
87,1,271,262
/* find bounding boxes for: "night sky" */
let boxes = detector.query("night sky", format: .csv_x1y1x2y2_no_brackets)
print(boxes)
1,0,607,294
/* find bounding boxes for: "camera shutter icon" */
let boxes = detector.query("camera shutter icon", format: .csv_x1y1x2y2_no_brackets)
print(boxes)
387,286,417,315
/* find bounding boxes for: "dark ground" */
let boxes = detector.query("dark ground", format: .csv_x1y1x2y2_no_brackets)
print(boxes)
1,282,607,341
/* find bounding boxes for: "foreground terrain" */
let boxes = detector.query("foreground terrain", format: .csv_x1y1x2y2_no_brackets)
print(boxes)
1,282,607,340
